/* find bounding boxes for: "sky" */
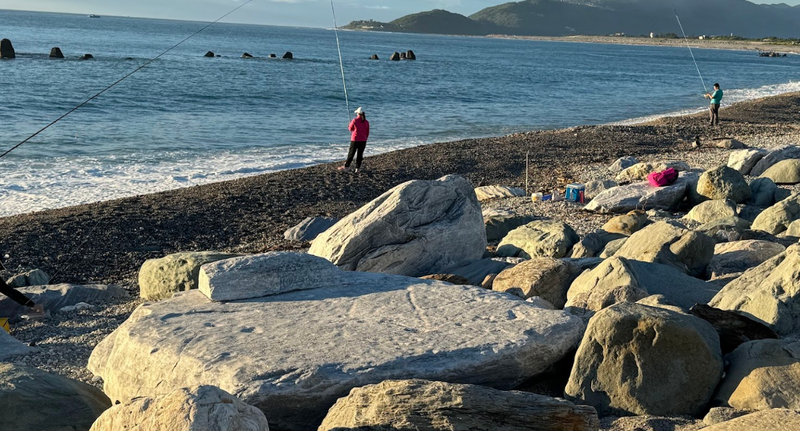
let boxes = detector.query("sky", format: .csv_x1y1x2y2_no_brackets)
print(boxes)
2,0,799,28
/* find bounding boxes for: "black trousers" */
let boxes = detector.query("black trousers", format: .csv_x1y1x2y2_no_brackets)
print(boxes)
709,104,720,125
345,141,367,169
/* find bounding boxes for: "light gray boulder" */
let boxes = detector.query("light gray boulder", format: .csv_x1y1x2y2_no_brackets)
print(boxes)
728,148,766,175
5,269,50,288
761,159,800,185
492,258,577,308
710,244,800,336
715,139,746,149
0,330,35,361
0,363,111,431
199,252,345,301
0,284,128,322
600,238,628,258
483,210,535,242
496,220,579,259
615,161,690,184
707,240,786,280
702,409,800,431
684,199,737,224
697,166,752,204
474,185,525,201
751,192,800,234
748,178,778,207
565,303,723,417
139,251,240,301
750,145,800,177
609,156,638,173
712,339,800,411
571,231,626,258
584,180,618,200
613,221,716,277
585,173,695,214
89,385,269,431
88,253,585,431
309,175,486,277
283,216,339,242
784,219,800,237
318,379,599,431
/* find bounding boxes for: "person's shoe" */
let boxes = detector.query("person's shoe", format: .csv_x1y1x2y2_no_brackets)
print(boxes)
354,167,361,174
337,166,349,172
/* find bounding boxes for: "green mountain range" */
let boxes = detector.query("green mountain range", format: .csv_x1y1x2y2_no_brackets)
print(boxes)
344,0,800,39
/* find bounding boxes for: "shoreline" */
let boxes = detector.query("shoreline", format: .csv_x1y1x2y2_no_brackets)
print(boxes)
1,91,799,287
486,34,800,54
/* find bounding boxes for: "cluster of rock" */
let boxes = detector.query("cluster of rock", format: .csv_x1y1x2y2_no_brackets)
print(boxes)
0,38,92,60
389,50,416,61
205,51,293,59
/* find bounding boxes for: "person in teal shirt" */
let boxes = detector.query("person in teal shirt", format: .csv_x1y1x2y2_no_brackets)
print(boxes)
704,83,723,126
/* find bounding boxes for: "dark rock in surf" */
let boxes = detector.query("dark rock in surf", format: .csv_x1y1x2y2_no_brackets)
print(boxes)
406,50,416,60
241,53,253,59
400,52,407,60
204,51,215,58
79,54,94,60
370,54,379,60
390,52,400,61
282,52,293,60
49,47,64,59
0,38,15,59
269,54,277,58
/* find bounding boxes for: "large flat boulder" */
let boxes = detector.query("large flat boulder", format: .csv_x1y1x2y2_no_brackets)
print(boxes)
613,221,715,277
752,192,800,234
0,329,35,361
496,220,579,259
710,244,800,336
0,284,128,322
318,379,599,431
0,363,111,431
713,340,800,411
309,175,486,277
702,409,800,431
139,252,240,301
89,385,269,431
565,303,723,417
707,240,785,280
585,174,694,214
474,185,525,201
750,145,800,177
283,216,339,242
88,253,585,431
761,159,800,185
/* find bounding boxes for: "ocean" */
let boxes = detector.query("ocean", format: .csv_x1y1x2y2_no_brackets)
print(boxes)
2,9,799,217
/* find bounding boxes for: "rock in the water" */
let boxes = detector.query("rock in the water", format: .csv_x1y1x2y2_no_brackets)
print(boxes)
492,258,577,307
268,53,276,58
139,252,239,301
241,52,253,58
707,240,785,280
0,38,14,59
80,53,94,60
751,145,800,177
715,139,746,149
318,379,599,431
697,166,752,204
710,244,800,336
483,210,535,242
405,50,416,60
751,192,800,234
684,199,737,224
602,210,648,236
369,54,379,60
565,257,648,314
570,231,626,258
419,273,471,285
689,304,779,354
282,51,293,59
0,363,111,431
89,385,268,431
204,51,215,57
749,178,778,207
585,173,694,214
474,185,525,201
88,254,585,431
5,268,50,287
609,156,638,173
584,179,618,200
761,159,800,185
283,216,339,242
703,407,754,426
713,340,800,411
496,220,579,259
728,148,767,175
450,259,510,286
565,303,723,417
0,284,128,322
49,47,64,58
0,329,35,361
702,409,800,430
614,220,715,277
390,52,400,61
309,175,486,277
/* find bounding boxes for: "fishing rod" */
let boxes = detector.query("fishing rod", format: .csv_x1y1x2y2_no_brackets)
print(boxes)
672,5,709,95
0,0,255,160
330,0,352,121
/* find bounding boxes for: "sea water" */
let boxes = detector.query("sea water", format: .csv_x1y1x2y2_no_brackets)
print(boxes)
2,9,799,217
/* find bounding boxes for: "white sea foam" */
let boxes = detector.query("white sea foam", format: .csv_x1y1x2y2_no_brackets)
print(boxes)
612,80,800,126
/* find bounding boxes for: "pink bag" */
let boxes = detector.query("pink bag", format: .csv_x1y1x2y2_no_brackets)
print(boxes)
648,168,678,187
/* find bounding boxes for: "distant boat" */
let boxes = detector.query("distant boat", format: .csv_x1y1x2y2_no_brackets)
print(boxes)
88,14,101,18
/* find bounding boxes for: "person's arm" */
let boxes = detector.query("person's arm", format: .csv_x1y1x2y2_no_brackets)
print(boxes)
0,278,37,308
348,119,356,132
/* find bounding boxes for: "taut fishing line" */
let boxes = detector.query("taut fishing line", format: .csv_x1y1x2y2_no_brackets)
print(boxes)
330,0,352,121
672,5,709,94
0,0,255,160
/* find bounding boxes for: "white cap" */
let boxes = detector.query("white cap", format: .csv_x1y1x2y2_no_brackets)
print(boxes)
354,107,364,115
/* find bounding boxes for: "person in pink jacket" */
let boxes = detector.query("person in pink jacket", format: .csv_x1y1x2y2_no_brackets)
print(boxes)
338,107,370,173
